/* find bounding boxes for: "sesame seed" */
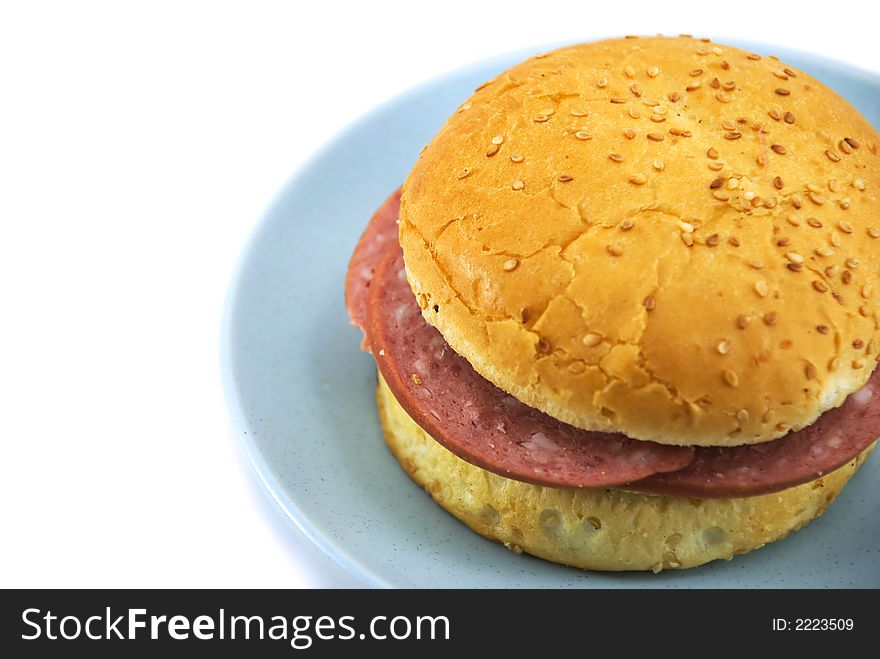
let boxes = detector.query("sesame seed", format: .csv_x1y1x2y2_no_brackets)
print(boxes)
609,153,625,163
623,128,635,140
862,285,873,299
786,252,804,264
853,178,867,191
772,69,788,80
491,135,504,145
457,167,472,179
829,357,840,372
825,149,841,162
575,131,593,140
537,338,550,353
558,174,573,182
667,91,681,102
486,144,500,157
597,78,608,88
643,295,656,310
755,280,769,297
411,373,422,384
652,159,664,171
839,220,853,234
717,339,731,354
681,232,694,247
839,198,851,210
806,182,822,194
787,262,803,272
722,81,736,91
630,83,642,97
830,232,842,246
808,217,823,228
784,111,795,124
805,363,818,380
723,369,739,387
737,409,750,425
686,81,702,91
712,191,730,201
786,215,802,227
813,280,828,293
534,115,549,123
706,233,720,247
724,131,742,140
730,236,741,247
764,311,778,326
749,259,764,269
625,65,636,79
736,314,749,329
828,179,840,193
707,147,719,159
728,178,739,190
868,227,880,238
607,243,623,257
648,66,661,78
859,306,871,318
628,108,641,119
765,197,777,208
629,173,647,185
747,53,762,61
844,137,860,149
710,77,721,89
826,265,839,277
785,67,797,77
834,292,846,305
502,258,519,272
644,99,660,107
815,246,834,257
650,114,666,122
768,109,782,121
620,218,635,231
710,177,724,189
854,339,866,349
511,179,524,191
817,325,830,334
839,140,852,155
853,359,866,369
712,47,723,55
776,237,791,247
610,97,627,104
773,176,784,190
715,92,730,103
570,108,588,117
678,221,695,233
846,257,860,269
708,162,724,171
689,68,703,76
775,88,791,96
647,132,665,142
843,270,854,285
808,191,825,205
770,144,786,154
722,119,736,131
583,332,603,347
510,153,524,163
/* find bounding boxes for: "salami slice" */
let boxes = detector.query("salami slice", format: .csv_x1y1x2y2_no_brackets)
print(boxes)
629,371,880,498
351,194,879,498
345,189,401,349
366,247,696,488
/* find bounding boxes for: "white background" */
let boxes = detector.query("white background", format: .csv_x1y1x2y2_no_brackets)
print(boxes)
1,1,877,588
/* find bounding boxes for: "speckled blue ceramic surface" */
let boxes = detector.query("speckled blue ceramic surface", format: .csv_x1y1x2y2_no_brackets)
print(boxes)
221,40,880,588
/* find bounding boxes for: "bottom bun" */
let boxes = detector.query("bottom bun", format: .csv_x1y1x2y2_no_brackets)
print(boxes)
376,374,874,572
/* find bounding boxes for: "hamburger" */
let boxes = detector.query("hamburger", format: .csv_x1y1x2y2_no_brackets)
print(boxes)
345,36,880,571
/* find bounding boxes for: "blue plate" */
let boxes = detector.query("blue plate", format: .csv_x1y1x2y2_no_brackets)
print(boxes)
222,40,880,588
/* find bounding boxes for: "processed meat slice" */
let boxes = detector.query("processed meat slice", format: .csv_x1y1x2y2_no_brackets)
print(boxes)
628,370,880,498
366,246,696,488
345,189,401,349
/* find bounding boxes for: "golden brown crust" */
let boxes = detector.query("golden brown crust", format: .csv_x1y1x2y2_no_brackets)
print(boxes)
377,374,874,572
400,36,880,446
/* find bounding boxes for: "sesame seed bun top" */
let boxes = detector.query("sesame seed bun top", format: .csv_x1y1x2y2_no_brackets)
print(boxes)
398,36,880,447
